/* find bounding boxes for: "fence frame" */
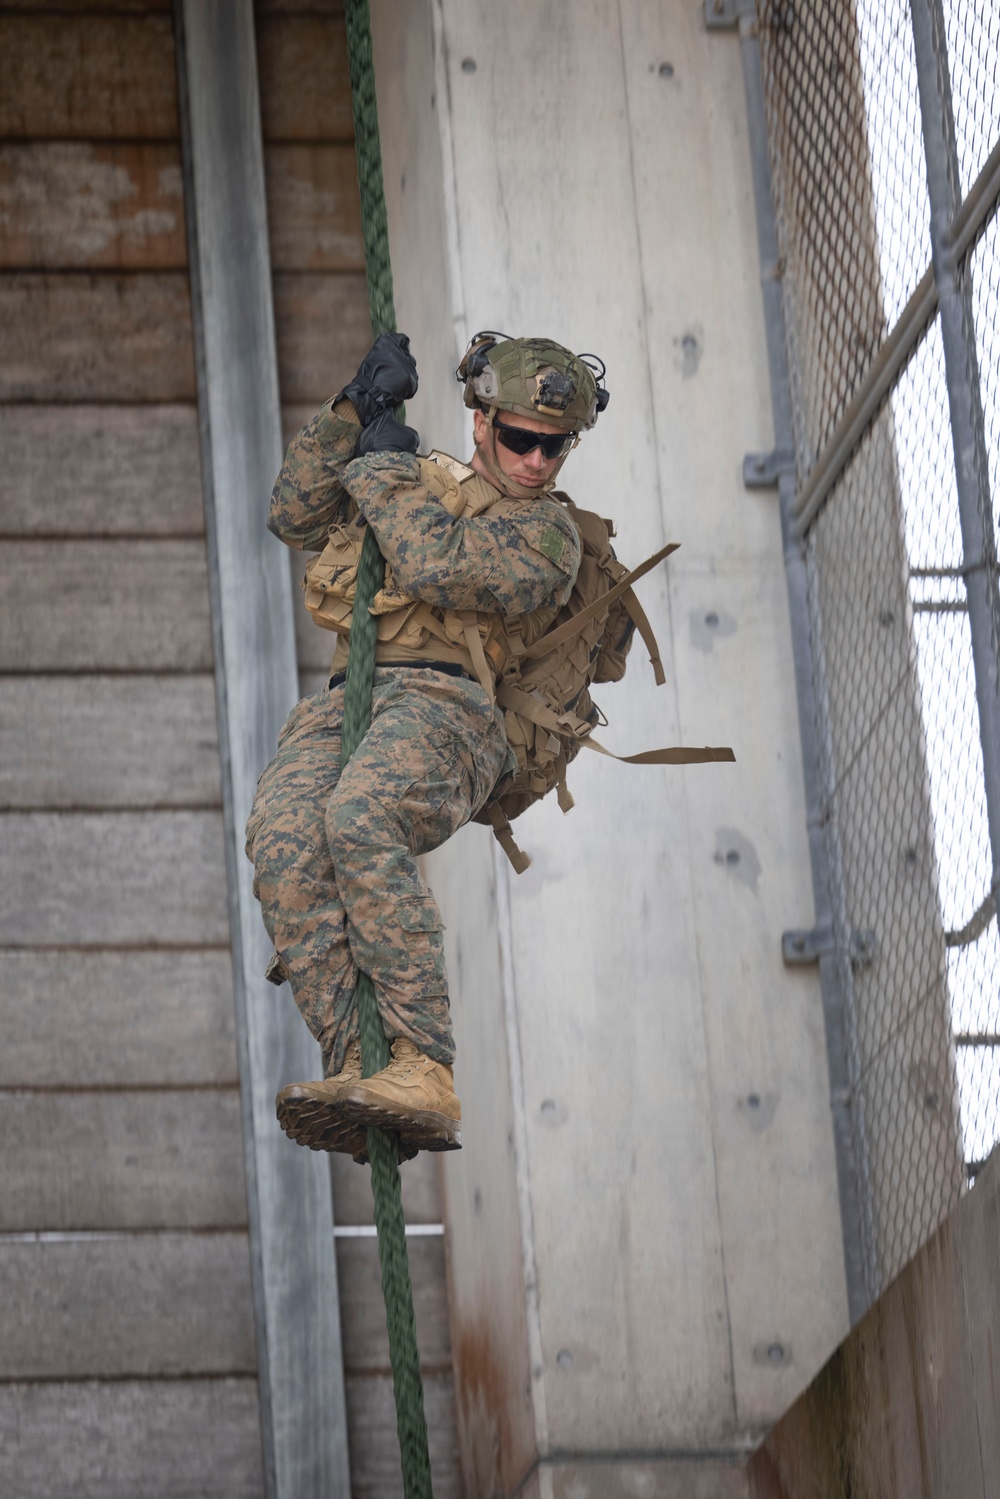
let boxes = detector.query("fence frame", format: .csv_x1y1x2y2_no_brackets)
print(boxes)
706,0,873,1323
708,0,1000,1313
910,0,1000,944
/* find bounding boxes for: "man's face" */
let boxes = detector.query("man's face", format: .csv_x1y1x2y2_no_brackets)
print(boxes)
471,407,573,490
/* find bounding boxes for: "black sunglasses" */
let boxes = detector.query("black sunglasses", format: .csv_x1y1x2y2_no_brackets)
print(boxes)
492,416,576,461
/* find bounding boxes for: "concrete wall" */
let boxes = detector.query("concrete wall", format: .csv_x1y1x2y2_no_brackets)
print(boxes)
372,3,850,1493
749,1143,1000,1499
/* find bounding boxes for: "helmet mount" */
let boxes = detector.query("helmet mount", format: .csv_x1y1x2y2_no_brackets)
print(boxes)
456,332,610,432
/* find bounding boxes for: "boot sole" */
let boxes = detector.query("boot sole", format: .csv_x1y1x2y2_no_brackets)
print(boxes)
336,1087,462,1152
275,1088,367,1158
276,1085,418,1163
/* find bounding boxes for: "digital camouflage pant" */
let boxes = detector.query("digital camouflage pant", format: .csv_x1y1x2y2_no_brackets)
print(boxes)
245,667,512,1075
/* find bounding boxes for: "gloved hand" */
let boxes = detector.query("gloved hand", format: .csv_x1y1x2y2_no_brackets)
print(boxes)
336,332,418,427
353,408,420,458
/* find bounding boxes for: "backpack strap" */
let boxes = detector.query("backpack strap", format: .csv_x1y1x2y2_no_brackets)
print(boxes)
411,600,449,644
520,541,679,661
497,684,734,766
497,684,593,741
555,755,575,812
483,801,532,874
500,614,527,681
459,609,496,698
580,737,736,766
619,585,665,686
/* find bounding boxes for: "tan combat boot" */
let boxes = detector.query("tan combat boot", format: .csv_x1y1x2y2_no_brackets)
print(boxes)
336,1038,462,1152
275,1042,418,1164
275,1042,367,1158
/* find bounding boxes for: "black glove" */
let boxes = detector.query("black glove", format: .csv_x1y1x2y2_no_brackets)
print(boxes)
337,332,418,427
353,409,420,458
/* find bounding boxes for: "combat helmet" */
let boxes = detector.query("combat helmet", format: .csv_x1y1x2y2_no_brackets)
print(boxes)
457,332,610,432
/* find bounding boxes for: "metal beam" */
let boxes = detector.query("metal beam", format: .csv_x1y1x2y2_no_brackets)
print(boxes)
910,0,1000,943
173,5,351,1495
793,268,936,537
950,132,1000,266
793,126,1000,539
705,0,874,1322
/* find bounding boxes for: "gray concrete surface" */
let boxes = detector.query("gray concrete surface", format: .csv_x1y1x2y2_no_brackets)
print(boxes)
372,2,850,1492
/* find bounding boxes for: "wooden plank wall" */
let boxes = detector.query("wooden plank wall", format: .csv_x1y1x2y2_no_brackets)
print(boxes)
331,1157,464,1499
748,1142,1000,1498
255,0,369,696
253,3,463,1493
0,3,264,1495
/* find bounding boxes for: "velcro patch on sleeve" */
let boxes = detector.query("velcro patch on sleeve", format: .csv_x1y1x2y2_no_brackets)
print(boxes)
539,527,567,565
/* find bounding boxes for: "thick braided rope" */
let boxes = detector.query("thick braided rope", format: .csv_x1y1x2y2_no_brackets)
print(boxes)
342,3,433,1495
344,0,396,338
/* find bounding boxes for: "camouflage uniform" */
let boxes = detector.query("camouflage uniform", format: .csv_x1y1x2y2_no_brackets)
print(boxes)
246,401,581,1072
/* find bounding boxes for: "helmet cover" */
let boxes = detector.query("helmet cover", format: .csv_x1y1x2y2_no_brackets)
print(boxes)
458,334,607,431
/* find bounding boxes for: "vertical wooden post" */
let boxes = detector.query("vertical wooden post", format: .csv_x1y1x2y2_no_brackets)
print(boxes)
173,4,351,1495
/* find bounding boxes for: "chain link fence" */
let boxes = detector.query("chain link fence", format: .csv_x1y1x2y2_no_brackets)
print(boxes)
756,0,1000,1294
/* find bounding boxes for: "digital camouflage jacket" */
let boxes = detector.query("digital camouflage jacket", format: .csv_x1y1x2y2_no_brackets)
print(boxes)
268,399,583,649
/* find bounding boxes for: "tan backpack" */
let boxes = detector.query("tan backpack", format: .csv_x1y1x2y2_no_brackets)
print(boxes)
474,499,734,871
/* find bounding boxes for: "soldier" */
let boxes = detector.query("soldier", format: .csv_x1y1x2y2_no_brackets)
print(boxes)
246,330,626,1162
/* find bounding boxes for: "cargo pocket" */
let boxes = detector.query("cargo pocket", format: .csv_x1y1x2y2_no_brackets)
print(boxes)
397,896,445,938
396,895,447,990
399,746,466,855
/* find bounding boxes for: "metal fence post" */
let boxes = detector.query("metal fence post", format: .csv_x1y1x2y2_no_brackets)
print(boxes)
910,0,1000,936
706,0,874,1321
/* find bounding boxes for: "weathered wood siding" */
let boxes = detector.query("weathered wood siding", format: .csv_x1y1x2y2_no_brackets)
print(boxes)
748,1143,1000,1498
255,0,370,683
254,2,463,1491
0,405,204,534
1,949,237,1084
331,1154,464,1499
0,4,264,1493
0,1379,264,1499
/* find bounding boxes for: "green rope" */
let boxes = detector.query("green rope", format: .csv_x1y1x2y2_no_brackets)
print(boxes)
342,3,433,1494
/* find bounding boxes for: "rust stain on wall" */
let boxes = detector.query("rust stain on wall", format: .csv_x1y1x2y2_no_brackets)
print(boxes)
454,1317,535,1499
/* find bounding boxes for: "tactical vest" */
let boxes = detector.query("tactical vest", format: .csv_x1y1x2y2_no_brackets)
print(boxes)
302,451,732,870
301,451,561,691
